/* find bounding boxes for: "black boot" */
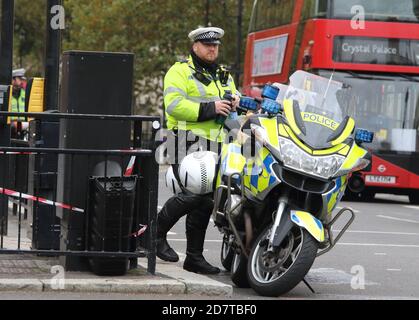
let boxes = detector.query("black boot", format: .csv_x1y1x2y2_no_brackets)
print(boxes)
156,200,183,262
156,192,204,262
183,208,220,275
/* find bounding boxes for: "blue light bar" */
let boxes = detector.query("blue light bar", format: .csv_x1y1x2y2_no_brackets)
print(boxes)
261,99,281,115
261,85,280,101
239,96,259,111
355,129,374,144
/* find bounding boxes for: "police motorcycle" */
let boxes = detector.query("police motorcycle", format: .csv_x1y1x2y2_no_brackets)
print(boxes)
165,70,373,297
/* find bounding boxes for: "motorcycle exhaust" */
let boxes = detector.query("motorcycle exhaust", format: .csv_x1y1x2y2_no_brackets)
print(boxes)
348,174,365,193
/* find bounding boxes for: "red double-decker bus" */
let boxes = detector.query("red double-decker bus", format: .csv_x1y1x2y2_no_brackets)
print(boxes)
243,0,419,204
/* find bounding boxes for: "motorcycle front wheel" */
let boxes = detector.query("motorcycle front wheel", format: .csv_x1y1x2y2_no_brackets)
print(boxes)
247,225,318,297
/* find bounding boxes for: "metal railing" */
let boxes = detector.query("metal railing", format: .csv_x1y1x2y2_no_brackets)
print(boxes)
0,111,160,275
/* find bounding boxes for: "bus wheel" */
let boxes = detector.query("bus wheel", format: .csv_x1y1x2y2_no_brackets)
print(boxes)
360,192,375,202
409,192,419,205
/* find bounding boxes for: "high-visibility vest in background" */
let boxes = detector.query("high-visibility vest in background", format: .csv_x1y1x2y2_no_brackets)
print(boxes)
11,88,26,121
164,55,240,142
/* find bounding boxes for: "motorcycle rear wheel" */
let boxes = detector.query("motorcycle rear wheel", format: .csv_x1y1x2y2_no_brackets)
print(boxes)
247,225,318,297
221,235,234,272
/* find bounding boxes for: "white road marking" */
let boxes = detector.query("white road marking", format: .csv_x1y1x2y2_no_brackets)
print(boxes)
374,253,387,256
377,215,419,224
404,206,419,210
167,232,177,235
333,229,419,236
337,243,419,248
157,206,162,211
387,269,402,272
168,239,222,243
167,239,419,248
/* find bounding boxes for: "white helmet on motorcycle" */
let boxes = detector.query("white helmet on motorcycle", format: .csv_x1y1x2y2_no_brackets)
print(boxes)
179,151,218,195
165,166,182,194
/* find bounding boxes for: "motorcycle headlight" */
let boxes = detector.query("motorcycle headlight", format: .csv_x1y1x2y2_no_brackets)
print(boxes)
271,137,345,179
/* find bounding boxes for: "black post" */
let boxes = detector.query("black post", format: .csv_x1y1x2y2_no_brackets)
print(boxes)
205,0,210,26
28,0,63,250
0,0,14,236
45,0,62,111
135,123,159,275
235,0,243,86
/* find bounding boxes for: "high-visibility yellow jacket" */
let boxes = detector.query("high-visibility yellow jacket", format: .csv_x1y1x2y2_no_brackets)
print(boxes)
11,88,26,121
164,55,239,142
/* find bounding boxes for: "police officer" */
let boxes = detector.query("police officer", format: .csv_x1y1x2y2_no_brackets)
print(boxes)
157,27,240,274
11,68,28,140
11,68,27,122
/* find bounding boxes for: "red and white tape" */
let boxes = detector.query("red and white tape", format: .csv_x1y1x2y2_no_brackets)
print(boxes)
0,187,84,213
124,156,136,177
131,224,148,238
0,153,140,220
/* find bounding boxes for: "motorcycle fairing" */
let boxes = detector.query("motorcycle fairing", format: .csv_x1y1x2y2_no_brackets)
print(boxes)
290,210,325,243
243,147,281,200
283,99,356,150
279,122,352,157
323,175,348,218
219,142,247,177
340,143,369,172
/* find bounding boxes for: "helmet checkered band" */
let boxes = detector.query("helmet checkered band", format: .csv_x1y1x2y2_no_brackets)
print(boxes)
195,31,220,41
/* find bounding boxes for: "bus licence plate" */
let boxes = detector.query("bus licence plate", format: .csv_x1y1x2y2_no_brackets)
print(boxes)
365,175,396,184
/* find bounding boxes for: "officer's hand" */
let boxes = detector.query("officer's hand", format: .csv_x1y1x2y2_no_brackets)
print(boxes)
232,95,240,112
215,100,232,117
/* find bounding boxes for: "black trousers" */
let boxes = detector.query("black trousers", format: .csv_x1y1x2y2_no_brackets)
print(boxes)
158,130,222,256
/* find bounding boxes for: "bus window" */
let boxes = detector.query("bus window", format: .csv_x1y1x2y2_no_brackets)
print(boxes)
318,71,419,152
330,0,419,22
250,0,295,32
302,0,328,20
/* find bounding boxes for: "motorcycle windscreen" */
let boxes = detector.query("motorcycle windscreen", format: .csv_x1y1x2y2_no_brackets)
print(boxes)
283,71,355,149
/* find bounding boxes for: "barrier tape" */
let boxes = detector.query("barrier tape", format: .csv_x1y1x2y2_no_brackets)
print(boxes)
131,224,148,238
0,187,84,213
124,156,136,177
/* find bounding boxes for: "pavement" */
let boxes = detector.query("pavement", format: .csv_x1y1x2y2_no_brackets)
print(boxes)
0,206,232,297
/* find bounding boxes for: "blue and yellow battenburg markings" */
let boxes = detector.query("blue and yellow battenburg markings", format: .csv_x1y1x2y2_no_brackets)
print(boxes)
326,175,348,213
220,143,246,177
290,210,325,242
243,146,280,196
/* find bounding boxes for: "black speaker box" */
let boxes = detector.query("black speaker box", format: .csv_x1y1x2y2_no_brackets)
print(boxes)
57,51,134,271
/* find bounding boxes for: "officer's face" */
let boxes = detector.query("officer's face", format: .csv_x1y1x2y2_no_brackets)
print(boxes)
12,77,23,89
193,42,219,63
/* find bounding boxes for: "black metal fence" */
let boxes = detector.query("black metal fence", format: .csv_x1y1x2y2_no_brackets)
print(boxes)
0,111,160,275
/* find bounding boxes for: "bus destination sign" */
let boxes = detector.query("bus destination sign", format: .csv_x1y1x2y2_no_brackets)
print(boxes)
333,36,419,67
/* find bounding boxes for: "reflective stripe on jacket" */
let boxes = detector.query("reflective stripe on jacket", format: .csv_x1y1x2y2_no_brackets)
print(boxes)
11,89,26,121
164,56,239,142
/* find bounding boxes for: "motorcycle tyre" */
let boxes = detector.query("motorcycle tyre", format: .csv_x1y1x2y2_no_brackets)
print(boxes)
221,236,234,272
247,226,318,297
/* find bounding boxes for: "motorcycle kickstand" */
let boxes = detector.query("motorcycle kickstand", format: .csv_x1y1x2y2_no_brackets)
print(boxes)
303,278,316,294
